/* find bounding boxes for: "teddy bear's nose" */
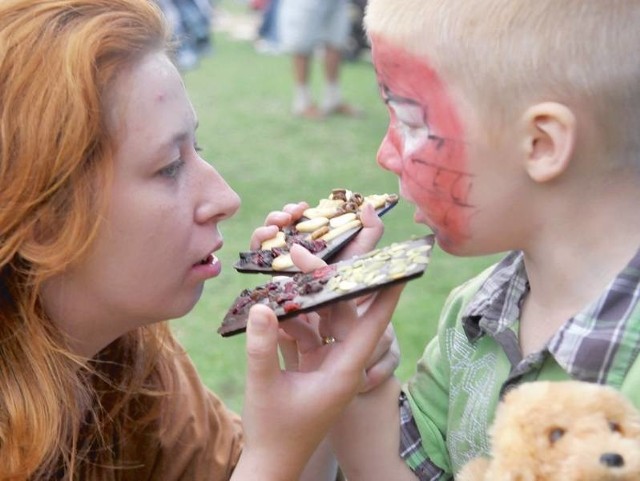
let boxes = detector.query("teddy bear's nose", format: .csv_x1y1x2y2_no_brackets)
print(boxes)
600,452,624,468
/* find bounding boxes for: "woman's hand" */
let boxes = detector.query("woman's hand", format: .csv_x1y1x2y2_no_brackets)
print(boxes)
278,244,403,392
249,201,309,249
233,286,400,480
251,199,399,392
249,200,385,261
233,200,403,479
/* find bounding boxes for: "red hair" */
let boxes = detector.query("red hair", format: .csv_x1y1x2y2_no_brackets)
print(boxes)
0,1,180,478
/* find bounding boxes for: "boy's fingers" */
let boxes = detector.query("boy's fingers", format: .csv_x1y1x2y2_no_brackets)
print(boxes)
361,329,400,392
365,323,396,369
245,305,281,386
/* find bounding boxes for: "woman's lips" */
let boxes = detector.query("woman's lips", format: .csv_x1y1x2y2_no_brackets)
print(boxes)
192,253,222,278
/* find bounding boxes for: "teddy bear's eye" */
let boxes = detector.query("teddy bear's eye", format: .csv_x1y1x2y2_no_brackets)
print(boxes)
609,421,623,434
548,427,565,444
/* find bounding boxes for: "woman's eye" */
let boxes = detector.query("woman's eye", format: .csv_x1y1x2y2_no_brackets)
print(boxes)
159,159,185,179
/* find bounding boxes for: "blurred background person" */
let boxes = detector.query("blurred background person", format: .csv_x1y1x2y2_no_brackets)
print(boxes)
277,0,363,119
252,0,281,54
157,0,214,70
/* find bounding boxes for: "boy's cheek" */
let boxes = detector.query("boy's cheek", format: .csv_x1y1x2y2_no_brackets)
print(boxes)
403,148,473,245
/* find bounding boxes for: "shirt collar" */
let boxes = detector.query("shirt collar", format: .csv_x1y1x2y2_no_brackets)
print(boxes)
461,247,640,384
462,250,527,341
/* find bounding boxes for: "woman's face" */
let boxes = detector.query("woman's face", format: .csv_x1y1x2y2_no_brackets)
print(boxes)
42,52,240,356
371,35,526,255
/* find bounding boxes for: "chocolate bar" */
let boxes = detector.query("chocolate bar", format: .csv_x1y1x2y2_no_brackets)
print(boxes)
219,235,435,337
234,189,399,274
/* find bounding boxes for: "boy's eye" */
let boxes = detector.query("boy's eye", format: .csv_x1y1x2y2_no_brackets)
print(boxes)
159,159,185,178
399,121,429,136
392,102,426,129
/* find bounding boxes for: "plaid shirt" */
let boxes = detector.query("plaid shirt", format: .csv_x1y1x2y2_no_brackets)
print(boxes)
400,248,640,480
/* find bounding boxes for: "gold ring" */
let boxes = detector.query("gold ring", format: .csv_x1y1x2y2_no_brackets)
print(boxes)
321,336,336,345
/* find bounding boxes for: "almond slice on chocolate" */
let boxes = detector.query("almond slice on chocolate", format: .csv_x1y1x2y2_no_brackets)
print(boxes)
296,216,330,233
261,231,286,250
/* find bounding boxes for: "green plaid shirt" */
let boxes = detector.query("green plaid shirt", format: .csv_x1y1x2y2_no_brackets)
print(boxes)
399,249,640,480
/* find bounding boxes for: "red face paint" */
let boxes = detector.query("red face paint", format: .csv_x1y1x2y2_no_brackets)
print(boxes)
371,36,473,248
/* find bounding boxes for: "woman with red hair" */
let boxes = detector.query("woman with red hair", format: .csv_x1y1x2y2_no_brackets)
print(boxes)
0,1,398,479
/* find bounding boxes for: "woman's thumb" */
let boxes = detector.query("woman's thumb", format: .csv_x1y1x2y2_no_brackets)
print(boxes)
245,304,280,385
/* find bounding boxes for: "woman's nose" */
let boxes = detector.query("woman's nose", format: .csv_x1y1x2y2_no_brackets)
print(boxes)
194,162,241,224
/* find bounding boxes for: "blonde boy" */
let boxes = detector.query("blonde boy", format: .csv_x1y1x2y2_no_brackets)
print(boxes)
328,1,640,479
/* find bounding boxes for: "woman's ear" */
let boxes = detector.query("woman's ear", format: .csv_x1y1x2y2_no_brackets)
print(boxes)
521,102,576,183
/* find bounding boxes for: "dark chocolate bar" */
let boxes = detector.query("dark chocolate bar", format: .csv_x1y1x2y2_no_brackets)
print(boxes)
219,235,435,337
234,189,399,274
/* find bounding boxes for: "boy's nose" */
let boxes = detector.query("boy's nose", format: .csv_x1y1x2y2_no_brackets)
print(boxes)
376,134,403,174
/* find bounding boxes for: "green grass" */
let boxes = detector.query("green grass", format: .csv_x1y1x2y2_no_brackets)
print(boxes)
173,10,501,414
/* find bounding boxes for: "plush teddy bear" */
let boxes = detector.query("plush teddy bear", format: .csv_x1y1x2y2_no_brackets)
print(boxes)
457,380,640,481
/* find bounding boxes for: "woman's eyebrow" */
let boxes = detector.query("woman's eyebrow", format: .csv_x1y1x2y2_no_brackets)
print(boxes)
154,117,199,154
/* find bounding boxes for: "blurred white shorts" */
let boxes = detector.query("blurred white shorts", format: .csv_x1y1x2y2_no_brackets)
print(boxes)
277,0,350,54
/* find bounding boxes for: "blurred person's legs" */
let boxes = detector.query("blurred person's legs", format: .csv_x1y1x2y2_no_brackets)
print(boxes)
278,0,322,118
255,0,281,54
278,0,361,118
317,0,362,117
291,52,319,118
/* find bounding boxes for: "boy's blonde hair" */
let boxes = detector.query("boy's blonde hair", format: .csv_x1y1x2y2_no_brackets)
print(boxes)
365,0,640,164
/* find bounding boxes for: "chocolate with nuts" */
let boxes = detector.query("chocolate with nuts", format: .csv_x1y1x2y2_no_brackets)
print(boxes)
219,235,434,337
234,189,399,274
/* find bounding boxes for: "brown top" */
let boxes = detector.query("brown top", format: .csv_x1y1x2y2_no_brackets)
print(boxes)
115,352,244,481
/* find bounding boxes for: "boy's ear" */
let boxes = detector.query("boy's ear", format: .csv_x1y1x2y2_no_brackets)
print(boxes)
521,102,576,183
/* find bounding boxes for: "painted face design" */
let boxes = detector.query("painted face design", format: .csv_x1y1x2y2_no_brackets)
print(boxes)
372,36,473,247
